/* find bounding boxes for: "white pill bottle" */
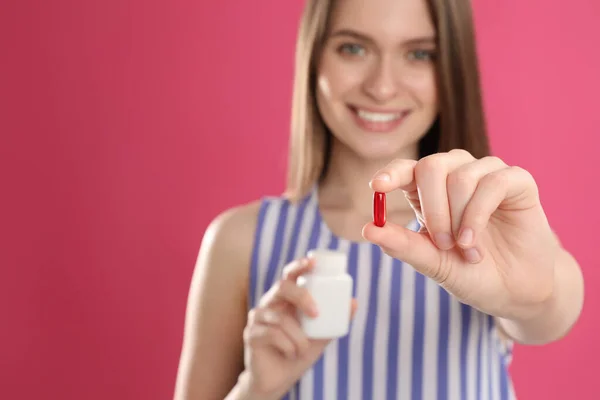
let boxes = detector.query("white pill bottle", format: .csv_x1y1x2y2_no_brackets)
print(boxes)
297,249,353,339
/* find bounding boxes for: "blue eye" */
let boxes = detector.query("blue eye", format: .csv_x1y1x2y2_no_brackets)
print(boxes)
338,43,366,56
408,49,435,61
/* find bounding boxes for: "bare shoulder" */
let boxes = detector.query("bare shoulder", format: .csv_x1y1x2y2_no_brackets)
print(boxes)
197,199,263,292
174,199,263,399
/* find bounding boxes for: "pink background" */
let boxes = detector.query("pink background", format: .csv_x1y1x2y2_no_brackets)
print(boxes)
1,0,598,399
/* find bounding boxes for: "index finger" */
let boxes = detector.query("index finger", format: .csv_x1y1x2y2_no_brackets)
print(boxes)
369,159,418,193
263,280,318,317
281,257,315,281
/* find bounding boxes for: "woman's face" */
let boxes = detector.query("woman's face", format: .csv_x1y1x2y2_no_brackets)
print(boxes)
316,0,439,161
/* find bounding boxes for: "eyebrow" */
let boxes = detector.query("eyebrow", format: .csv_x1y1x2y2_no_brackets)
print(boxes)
328,29,436,46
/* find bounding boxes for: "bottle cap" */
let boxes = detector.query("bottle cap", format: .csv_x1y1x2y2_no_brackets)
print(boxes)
307,249,348,276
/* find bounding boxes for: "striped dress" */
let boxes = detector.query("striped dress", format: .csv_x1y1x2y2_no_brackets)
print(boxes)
248,187,516,400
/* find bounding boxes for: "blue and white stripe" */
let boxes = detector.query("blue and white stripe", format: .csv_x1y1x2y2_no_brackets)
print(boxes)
248,189,516,400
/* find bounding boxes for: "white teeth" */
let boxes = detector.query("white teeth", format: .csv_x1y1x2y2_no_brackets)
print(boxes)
356,109,401,122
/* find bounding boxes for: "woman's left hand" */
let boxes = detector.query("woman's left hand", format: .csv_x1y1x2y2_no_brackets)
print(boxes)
362,149,558,322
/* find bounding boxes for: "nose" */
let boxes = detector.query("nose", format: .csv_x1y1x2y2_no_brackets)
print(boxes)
363,56,399,103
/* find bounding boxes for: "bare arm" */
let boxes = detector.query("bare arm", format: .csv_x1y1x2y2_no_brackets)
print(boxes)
173,201,261,400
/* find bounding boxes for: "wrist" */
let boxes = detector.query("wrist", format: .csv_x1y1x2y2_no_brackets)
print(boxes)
497,248,584,345
511,270,557,323
497,292,557,343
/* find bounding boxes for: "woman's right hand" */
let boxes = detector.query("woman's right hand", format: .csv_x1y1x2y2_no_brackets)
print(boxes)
238,257,357,399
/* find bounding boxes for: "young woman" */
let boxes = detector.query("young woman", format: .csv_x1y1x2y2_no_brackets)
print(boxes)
174,0,584,399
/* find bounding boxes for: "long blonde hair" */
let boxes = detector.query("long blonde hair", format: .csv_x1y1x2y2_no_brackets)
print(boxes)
284,0,490,202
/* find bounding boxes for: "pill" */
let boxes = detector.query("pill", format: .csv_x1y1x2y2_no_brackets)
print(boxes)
373,191,386,227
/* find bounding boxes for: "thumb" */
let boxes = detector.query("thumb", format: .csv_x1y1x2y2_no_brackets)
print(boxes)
362,221,446,282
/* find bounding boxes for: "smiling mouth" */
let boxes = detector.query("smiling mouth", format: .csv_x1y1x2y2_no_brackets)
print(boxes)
348,105,410,132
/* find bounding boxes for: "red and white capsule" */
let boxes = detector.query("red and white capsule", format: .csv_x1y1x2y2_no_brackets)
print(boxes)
373,191,386,227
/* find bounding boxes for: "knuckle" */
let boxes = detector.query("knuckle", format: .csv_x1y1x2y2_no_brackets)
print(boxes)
255,325,273,341
514,166,539,196
482,155,506,167
271,328,291,349
484,170,509,188
277,279,291,292
273,280,283,292
243,325,257,344
415,154,445,177
281,336,295,353
247,308,257,324
431,263,451,286
277,312,291,328
508,166,539,199
447,169,477,191
268,280,286,299
281,266,291,279
281,259,301,278
431,252,453,287
257,293,272,308
509,165,526,174
511,165,535,182
449,148,472,158
264,325,276,338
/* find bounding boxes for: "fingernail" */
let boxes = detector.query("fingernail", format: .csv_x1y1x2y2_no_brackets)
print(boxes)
372,173,391,182
458,228,473,246
434,233,454,250
463,247,481,263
